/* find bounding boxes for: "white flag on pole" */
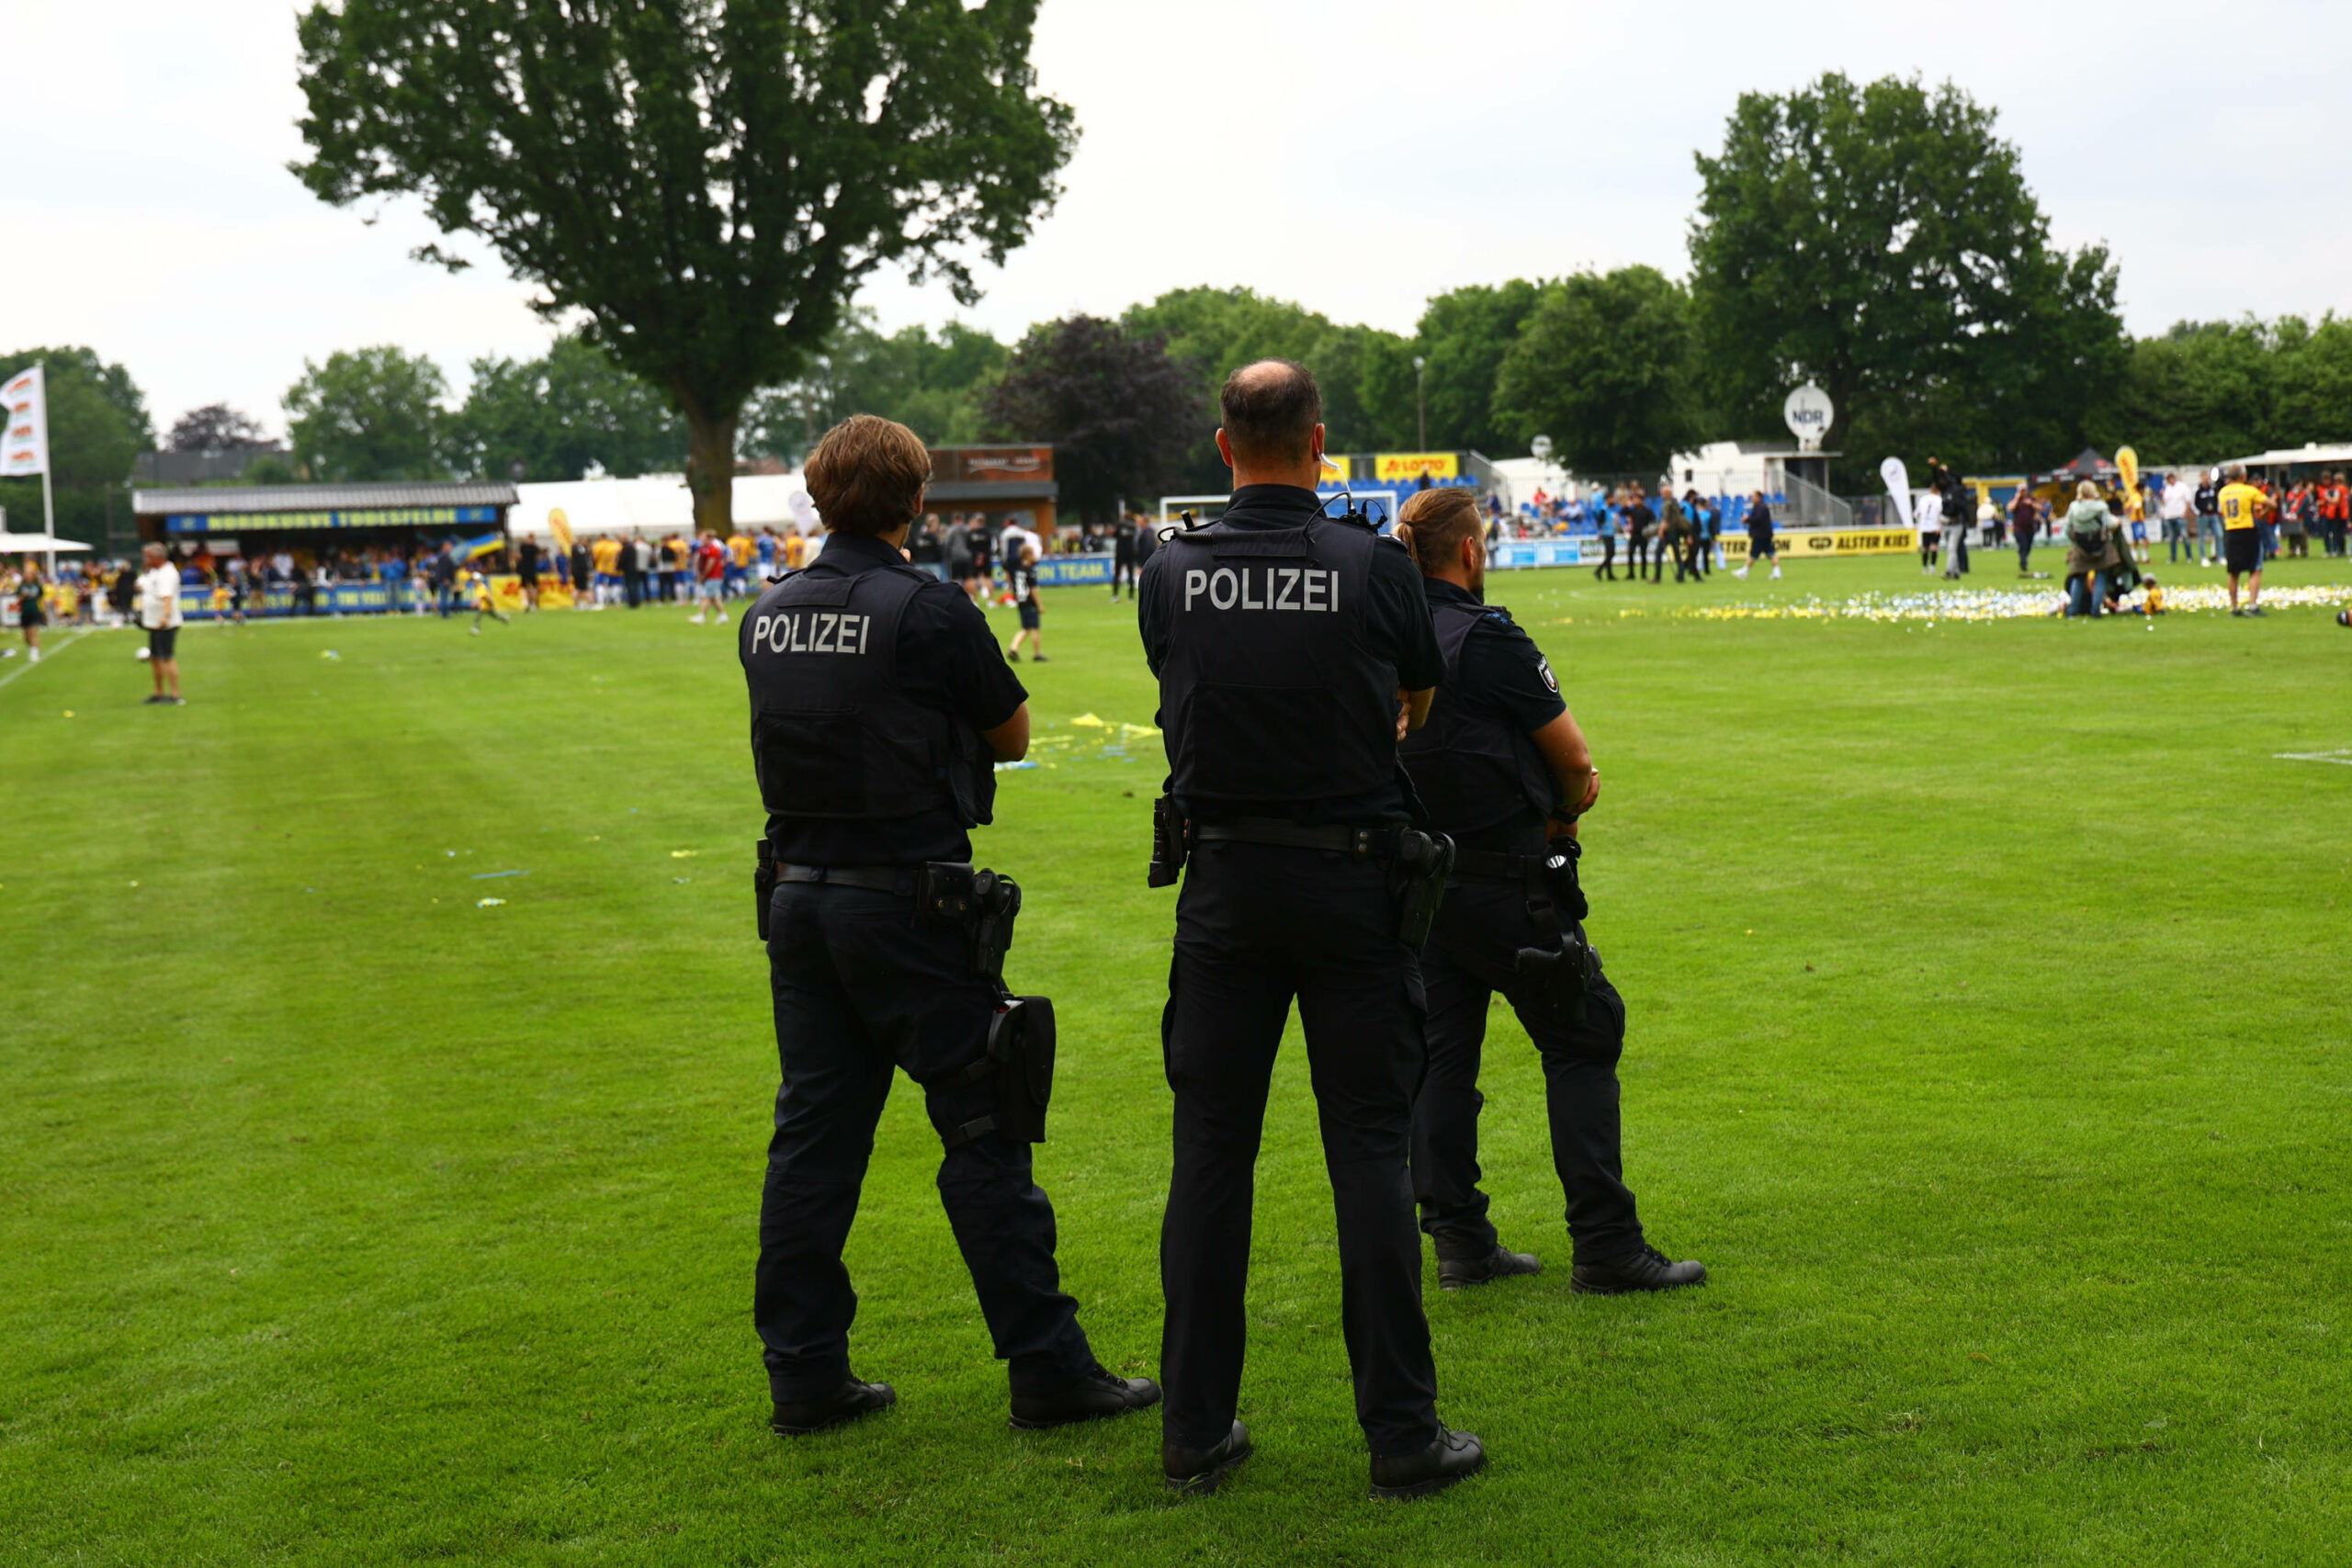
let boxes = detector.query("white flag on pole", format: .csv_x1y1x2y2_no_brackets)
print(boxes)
2,365,49,478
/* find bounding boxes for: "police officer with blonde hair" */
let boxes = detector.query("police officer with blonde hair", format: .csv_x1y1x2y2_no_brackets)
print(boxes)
741,413,1158,1438
1139,361,1483,1499
1391,485,1705,1298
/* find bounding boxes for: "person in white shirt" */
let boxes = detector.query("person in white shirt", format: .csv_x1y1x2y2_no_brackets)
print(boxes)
137,542,185,705
1914,489,1943,573
998,520,1039,598
2157,474,2192,563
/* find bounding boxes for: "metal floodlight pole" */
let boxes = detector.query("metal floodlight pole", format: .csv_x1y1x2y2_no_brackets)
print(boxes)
1413,356,1427,451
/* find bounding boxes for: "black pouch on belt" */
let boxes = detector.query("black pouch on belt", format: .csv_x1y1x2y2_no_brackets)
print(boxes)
1541,837,1589,924
913,861,978,927
1147,795,1189,887
754,839,777,942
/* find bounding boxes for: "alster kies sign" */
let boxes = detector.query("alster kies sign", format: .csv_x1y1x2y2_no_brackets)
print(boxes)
1721,526,1914,560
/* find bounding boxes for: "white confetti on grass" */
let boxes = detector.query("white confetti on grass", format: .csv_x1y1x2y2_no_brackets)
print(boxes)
1657,583,2352,624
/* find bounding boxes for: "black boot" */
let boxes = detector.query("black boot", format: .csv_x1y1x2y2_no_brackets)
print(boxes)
1569,1243,1707,1295
771,1377,897,1436
1370,1428,1487,1499
1436,1246,1542,1292
1164,1419,1252,1496
1011,1364,1162,1430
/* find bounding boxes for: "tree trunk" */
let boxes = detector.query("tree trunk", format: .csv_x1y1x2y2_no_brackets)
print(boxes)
684,404,738,536
1823,369,1856,456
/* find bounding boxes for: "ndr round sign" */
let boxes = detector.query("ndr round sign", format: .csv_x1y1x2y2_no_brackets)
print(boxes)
1782,384,1833,448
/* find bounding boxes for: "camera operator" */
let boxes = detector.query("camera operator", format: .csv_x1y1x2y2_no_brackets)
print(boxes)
741,414,1158,1438
1392,488,1706,1298
1139,360,1483,1500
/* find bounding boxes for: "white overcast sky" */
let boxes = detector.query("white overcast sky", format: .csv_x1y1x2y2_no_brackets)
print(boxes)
13,0,2343,440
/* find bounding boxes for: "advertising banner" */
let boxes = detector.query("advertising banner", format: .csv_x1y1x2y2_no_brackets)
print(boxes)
164,504,503,533
1492,538,1588,569
1035,552,1113,586
3,365,48,478
1375,452,1460,482
1721,527,1917,561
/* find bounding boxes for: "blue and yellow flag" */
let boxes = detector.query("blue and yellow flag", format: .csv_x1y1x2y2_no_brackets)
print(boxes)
459,532,504,560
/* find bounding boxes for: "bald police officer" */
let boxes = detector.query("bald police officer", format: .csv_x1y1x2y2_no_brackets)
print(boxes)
743,414,1158,1437
1139,361,1485,1500
1392,486,1705,1296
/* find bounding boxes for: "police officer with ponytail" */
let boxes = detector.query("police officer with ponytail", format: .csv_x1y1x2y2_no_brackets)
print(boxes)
1392,486,1706,1297
741,414,1158,1438
1140,361,1485,1500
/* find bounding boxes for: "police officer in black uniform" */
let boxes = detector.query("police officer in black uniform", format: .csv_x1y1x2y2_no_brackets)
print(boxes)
1139,361,1485,1500
1391,486,1706,1296
741,414,1159,1437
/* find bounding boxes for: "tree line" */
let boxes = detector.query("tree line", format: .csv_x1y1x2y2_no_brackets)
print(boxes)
14,69,2352,544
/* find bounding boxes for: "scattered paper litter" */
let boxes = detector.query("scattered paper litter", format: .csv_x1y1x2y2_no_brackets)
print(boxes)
670,849,698,859
471,869,528,880
994,760,1040,772
320,649,340,660
1069,713,1107,728
1121,722,1160,739
476,897,505,908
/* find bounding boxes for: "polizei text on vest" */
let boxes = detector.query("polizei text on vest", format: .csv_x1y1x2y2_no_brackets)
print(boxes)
752,610,876,655
1182,566,1341,613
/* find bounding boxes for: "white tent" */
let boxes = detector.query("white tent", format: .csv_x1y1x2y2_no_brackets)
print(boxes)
0,532,90,551
508,473,818,540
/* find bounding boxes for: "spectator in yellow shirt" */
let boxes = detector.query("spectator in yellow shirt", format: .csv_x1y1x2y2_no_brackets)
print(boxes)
2216,464,2271,616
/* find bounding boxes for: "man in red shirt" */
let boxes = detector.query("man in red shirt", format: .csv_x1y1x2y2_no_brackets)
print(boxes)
689,530,729,625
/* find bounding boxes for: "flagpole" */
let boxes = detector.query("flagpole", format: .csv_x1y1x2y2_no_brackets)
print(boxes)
38,361,54,578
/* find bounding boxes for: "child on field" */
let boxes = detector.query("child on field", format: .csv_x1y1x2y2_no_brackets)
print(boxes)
467,569,511,634
1007,543,1046,662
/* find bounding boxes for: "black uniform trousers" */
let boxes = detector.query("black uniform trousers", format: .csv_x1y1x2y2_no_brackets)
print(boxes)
756,880,1097,1404
1409,873,1645,1265
1160,840,1442,1458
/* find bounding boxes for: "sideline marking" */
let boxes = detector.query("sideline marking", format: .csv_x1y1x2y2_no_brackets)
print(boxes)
0,627,91,693
2275,750,2352,767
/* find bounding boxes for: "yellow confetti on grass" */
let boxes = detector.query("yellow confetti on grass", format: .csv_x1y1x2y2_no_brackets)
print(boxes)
670,850,698,859
1069,713,1107,728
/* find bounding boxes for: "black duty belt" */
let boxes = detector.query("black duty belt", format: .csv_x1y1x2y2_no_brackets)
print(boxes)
1452,849,1536,882
775,863,919,894
1193,818,1413,861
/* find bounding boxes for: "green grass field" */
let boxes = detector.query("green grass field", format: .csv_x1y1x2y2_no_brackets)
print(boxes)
5,551,2349,1566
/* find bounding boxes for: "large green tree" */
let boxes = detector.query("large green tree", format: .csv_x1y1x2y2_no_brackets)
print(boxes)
1688,72,2124,471
2093,314,2352,466
0,346,151,552
1491,267,1702,476
1120,286,1415,491
744,311,1007,460
980,316,1207,524
1382,280,1543,456
284,346,452,482
293,0,1073,534
454,333,687,481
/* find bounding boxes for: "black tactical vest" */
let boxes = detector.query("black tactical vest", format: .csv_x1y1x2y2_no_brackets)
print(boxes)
1399,597,1559,837
1155,516,1395,810
743,560,993,828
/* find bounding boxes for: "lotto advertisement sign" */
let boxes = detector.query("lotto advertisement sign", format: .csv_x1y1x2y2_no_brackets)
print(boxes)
1721,527,1916,561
